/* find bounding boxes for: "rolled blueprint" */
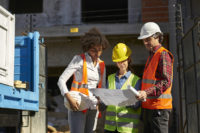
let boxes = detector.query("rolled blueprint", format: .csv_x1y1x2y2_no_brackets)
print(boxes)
128,85,146,102
127,85,139,96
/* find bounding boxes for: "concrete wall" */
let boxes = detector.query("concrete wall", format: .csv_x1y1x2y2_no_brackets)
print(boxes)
128,0,141,23
0,0,170,36
0,0,142,30
46,35,148,67
12,0,80,34
12,0,142,34
0,0,8,9
15,0,80,28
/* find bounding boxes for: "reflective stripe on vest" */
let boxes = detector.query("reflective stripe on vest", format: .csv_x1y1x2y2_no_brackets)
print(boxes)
106,111,140,119
142,79,172,99
141,47,174,109
148,94,172,99
105,73,141,133
142,79,157,84
71,54,89,95
72,84,88,88
70,54,105,95
105,120,139,128
71,83,88,89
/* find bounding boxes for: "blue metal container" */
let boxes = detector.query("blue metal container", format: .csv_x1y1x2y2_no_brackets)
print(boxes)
0,32,40,111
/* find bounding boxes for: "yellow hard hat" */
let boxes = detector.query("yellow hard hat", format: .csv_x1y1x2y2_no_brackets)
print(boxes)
112,43,132,62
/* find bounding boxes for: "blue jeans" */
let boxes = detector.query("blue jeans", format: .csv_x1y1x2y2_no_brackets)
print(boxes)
68,109,97,133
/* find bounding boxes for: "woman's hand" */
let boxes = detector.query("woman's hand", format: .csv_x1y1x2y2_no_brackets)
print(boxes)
65,93,79,111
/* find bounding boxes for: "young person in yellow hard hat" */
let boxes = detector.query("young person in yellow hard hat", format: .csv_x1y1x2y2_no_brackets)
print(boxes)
104,43,142,133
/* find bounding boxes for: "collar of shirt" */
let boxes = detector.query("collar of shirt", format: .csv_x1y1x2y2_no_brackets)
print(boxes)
85,52,92,61
115,71,131,89
85,52,100,68
150,44,162,55
116,71,131,79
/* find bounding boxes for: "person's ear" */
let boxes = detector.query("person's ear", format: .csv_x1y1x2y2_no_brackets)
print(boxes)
128,57,131,63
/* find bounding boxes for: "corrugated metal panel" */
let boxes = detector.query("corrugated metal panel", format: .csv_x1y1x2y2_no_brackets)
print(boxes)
187,104,198,133
179,21,200,133
15,36,32,87
196,63,200,130
182,32,194,70
193,24,200,62
185,68,196,103
191,0,200,17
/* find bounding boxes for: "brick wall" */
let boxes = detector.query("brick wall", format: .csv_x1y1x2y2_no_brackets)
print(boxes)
142,0,168,22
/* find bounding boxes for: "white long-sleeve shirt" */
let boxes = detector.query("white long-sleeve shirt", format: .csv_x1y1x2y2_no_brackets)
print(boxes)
57,53,106,96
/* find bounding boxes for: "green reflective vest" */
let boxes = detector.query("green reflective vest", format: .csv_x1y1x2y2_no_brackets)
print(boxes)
104,73,141,133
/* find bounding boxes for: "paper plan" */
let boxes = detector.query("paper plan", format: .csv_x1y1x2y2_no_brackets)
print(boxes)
90,87,139,106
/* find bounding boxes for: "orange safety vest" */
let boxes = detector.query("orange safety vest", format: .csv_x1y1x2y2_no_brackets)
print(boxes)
70,54,105,112
141,47,174,109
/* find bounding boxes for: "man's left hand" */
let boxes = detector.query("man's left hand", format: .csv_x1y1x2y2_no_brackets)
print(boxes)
137,91,147,101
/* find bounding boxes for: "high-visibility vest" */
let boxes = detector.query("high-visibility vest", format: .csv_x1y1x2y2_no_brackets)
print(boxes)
70,53,105,112
141,47,174,109
105,73,141,133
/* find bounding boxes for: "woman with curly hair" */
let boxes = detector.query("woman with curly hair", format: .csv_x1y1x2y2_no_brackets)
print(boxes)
57,27,109,133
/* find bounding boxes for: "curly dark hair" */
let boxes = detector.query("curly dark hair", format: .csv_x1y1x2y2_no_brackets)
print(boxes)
81,27,110,52
153,32,164,43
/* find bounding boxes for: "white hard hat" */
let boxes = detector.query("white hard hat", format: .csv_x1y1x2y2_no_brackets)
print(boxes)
138,22,162,40
64,91,88,111
64,91,98,111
